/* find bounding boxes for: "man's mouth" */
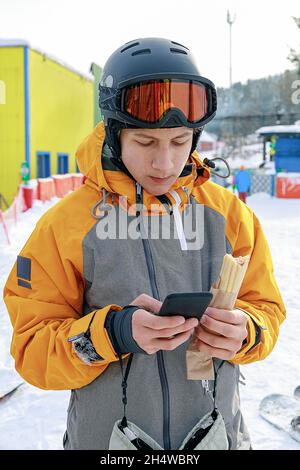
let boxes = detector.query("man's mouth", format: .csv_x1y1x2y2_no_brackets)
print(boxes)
149,175,173,183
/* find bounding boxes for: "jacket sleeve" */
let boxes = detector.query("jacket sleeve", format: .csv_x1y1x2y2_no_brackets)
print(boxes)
3,218,127,391
229,210,286,365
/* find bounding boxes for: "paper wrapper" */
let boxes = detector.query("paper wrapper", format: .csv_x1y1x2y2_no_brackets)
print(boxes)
186,254,250,380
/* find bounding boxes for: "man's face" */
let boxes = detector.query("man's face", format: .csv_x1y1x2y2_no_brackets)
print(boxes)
120,127,194,196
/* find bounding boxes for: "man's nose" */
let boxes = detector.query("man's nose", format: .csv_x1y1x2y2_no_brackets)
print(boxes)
151,145,174,172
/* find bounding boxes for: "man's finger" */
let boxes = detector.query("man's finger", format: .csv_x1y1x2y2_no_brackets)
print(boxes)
195,326,242,350
204,307,247,325
154,318,198,338
131,294,162,314
154,329,194,351
195,339,236,361
198,315,238,337
143,311,186,330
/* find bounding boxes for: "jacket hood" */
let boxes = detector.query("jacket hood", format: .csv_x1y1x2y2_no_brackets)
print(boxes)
76,121,210,208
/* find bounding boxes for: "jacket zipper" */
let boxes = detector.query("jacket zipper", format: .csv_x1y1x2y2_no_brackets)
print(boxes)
141,236,171,450
136,184,171,450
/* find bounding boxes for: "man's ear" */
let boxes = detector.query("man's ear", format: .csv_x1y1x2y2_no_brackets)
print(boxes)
190,128,203,155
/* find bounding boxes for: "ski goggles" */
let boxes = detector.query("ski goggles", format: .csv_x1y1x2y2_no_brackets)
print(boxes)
100,76,217,128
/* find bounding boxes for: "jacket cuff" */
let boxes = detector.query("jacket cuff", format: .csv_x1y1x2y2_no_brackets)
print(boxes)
104,305,147,355
231,307,264,362
68,304,124,365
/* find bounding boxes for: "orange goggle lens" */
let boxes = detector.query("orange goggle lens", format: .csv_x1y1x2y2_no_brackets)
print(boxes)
123,80,208,124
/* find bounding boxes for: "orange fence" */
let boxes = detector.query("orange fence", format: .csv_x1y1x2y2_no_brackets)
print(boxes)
1,174,84,244
72,173,85,189
39,174,84,199
37,178,56,202
0,187,25,244
52,175,73,198
0,210,11,244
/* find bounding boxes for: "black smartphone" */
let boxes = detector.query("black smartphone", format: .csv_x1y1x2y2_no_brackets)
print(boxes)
158,292,213,320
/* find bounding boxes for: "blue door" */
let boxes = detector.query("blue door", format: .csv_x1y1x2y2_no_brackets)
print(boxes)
57,154,69,174
37,152,51,178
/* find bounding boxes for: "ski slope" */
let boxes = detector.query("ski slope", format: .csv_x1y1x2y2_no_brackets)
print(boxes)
0,193,299,450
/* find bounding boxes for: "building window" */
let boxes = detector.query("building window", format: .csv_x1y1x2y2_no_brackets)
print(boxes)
57,153,69,174
36,152,51,178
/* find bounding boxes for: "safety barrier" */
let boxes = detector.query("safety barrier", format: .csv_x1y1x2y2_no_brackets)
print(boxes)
38,174,84,199
1,174,85,244
276,173,300,198
72,173,85,190
52,174,74,198
0,187,25,244
0,210,10,244
37,178,56,202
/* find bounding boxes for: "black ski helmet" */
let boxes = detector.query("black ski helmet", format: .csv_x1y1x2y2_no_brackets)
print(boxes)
99,37,217,163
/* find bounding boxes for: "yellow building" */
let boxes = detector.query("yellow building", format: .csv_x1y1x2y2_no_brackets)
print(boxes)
0,39,94,205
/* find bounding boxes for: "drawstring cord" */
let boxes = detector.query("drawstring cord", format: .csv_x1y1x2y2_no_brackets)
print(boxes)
203,157,231,179
169,190,188,251
135,182,143,217
91,188,114,220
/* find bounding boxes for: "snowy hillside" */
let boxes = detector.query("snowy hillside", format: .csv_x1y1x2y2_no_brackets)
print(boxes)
0,194,299,450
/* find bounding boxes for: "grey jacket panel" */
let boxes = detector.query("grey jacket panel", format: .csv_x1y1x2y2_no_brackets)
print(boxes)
65,202,251,450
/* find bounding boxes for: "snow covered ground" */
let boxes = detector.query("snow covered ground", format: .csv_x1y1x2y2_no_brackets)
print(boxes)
238,193,300,450
0,193,299,450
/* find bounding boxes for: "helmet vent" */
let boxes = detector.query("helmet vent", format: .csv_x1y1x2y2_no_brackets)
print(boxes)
171,41,189,51
170,48,188,55
132,48,151,56
121,42,140,53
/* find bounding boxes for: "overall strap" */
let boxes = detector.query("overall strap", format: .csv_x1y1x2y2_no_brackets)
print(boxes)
118,353,134,428
202,360,223,415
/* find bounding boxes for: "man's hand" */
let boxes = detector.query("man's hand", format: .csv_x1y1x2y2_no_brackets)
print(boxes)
130,293,199,355
194,307,248,360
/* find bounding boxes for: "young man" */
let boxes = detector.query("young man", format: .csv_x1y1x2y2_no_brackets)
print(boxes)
4,38,285,450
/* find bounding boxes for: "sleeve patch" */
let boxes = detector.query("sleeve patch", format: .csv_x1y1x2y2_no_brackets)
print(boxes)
69,331,104,365
17,256,31,281
17,279,31,289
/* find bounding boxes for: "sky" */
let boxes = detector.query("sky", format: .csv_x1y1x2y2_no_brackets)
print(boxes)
0,0,299,88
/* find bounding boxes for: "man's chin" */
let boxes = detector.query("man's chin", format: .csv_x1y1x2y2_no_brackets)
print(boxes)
144,185,173,196
142,177,176,196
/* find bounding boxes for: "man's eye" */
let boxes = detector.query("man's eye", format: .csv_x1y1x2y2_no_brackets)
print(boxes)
173,140,189,146
136,141,153,147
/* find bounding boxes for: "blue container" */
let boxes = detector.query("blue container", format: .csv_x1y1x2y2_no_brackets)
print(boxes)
275,134,300,172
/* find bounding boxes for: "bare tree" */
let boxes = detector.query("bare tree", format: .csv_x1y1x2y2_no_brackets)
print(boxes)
288,16,300,77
